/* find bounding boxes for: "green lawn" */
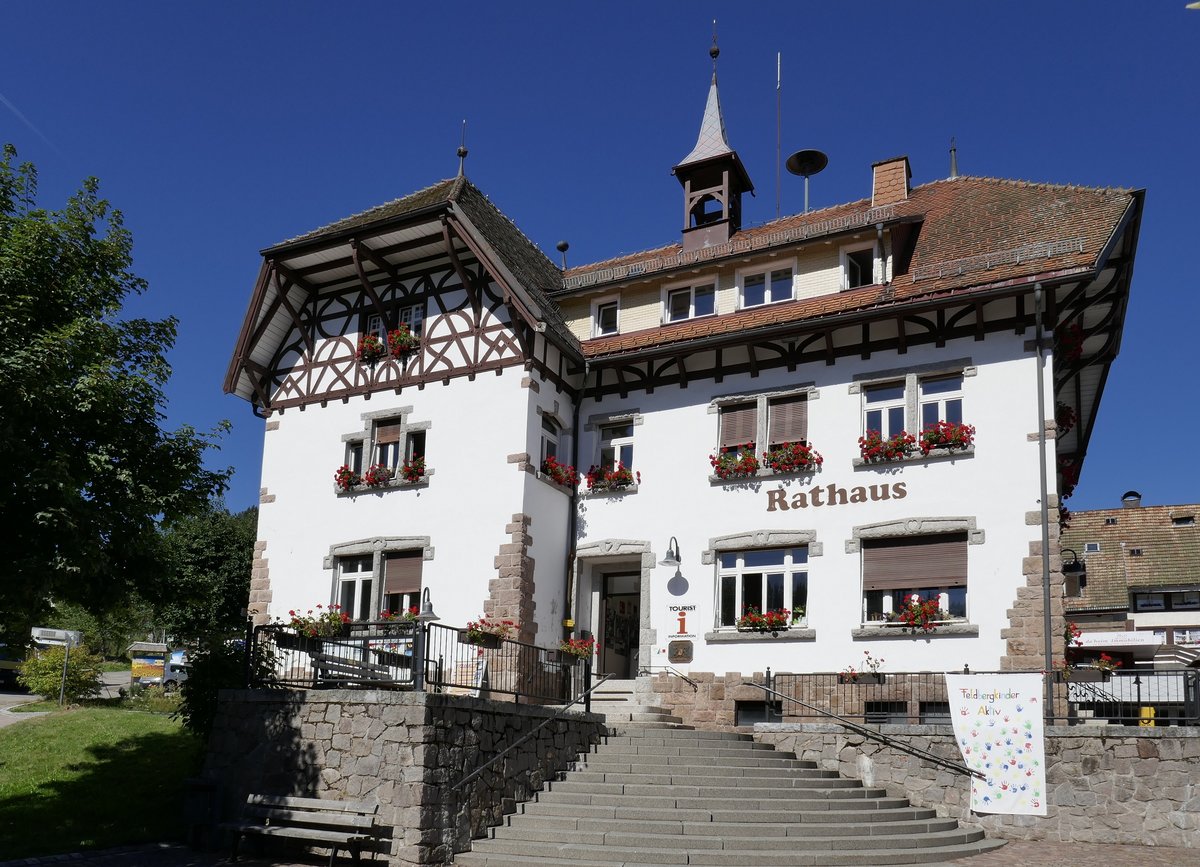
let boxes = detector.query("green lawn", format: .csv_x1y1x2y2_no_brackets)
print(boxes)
0,707,203,859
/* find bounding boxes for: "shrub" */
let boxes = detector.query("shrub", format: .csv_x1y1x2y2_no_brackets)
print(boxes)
18,645,104,702
177,637,277,741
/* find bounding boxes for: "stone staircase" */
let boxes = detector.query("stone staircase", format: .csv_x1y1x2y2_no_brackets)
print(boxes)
454,722,1006,866
587,678,689,728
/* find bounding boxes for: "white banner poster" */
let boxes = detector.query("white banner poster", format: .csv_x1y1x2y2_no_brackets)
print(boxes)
945,673,1047,816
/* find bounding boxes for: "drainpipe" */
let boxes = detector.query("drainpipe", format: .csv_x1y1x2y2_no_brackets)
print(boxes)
1034,284,1054,724
563,361,588,641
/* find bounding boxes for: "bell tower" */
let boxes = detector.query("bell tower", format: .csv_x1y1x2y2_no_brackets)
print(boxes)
672,37,754,253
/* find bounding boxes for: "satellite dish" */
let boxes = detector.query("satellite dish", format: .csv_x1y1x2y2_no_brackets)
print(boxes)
786,149,828,214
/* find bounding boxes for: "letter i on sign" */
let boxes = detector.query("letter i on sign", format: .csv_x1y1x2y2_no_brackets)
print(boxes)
677,611,687,634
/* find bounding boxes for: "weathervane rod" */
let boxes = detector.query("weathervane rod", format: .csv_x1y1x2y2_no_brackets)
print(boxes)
456,120,468,177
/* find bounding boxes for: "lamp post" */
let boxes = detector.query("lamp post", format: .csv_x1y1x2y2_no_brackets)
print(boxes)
413,588,439,691
1034,284,1055,724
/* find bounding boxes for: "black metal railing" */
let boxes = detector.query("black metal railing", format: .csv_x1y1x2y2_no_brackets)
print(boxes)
422,622,589,706
767,668,1200,726
250,620,594,707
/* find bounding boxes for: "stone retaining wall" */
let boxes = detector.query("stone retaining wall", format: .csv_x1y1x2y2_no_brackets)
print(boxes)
754,723,1200,848
203,689,606,864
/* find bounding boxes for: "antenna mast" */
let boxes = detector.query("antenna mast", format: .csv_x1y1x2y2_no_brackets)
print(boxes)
775,52,782,219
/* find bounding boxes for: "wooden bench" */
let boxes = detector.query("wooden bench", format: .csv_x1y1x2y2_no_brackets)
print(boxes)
221,794,380,866
311,652,399,688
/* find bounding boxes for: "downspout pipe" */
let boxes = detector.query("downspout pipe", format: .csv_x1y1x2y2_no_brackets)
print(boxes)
1034,284,1055,723
563,361,588,640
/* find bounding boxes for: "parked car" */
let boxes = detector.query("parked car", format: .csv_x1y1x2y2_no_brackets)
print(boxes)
0,644,20,689
162,661,190,692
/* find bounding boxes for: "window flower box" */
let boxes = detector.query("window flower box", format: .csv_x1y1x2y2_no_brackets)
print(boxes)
334,465,361,491
559,636,596,661
735,606,792,636
918,421,975,456
586,463,638,492
363,463,393,487
858,430,916,463
709,444,759,480
462,616,515,648
399,456,426,484
276,604,351,639
357,334,386,363
388,324,420,358
762,441,823,474
839,651,885,683
541,456,579,489
887,595,950,634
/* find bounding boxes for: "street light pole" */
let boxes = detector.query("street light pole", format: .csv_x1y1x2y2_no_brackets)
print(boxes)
1034,285,1055,724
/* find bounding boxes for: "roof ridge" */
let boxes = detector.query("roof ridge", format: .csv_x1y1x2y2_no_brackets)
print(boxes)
915,174,1135,196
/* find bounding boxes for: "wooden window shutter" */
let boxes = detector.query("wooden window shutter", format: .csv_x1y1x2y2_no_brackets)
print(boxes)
384,552,422,595
376,423,402,445
768,395,808,445
862,534,968,591
719,403,757,449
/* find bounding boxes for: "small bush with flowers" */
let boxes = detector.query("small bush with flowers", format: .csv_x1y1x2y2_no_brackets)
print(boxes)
762,441,823,474
281,603,350,638
363,463,393,487
1055,401,1077,436
918,421,975,456
541,455,580,488
380,606,419,622
586,463,639,492
887,594,949,634
736,606,792,635
400,456,426,483
1094,652,1122,674
334,465,361,491
357,333,386,363
388,324,420,357
858,430,916,463
559,636,597,659
840,650,885,683
1063,620,1083,648
465,616,515,645
709,444,759,480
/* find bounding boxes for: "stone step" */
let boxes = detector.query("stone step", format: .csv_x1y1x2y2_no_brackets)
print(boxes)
460,832,1003,865
604,729,751,743
498,813,963,838
576,752,811,770
567,770,852,787
520,800,942,825
592,740,785,755
550,780,886,800
601,711,686,725
535,790,914,812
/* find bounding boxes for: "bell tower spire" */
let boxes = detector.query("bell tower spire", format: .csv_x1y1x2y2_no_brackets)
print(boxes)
672,25,754,253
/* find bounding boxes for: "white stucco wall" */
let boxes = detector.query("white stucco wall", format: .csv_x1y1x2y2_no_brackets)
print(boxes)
256,367,536,631
573,332,1059,675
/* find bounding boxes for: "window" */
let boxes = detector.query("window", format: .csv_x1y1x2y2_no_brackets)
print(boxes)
717,548,808,628
841,243,878,290
381,552,422,617
598,422,634,471
919,702,951,725
1172,591,1200,610
337,555,374,621
665,283,716,322
346,441,364,475
374,423,424,472
767,395,808,449
734,700,782,726
1084,542,1101,553
740,267,793,309
1172,516,1196,527
1134,593,1165,611
862,534,968,623
1104,517,1118,526
541,416,561,463
864,701,908,725
1129,548,1144,557
718,402,758,453
366,304,424,340
863,382,906,439
593,299,619,337
919,375,963,429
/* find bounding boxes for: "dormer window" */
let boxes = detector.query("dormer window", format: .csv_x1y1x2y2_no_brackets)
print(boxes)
740,266,793,309
841,242,879,290
593,298,619,337
665,282,716,323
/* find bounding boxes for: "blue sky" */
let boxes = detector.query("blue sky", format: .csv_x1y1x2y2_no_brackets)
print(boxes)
3,3,1197,514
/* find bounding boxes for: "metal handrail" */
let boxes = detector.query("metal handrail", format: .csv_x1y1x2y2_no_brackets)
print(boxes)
637,665,699,692
442,669,613,863
752,682,983,780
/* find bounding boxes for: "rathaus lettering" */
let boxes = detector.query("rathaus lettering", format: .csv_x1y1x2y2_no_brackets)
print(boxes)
766,482,907,512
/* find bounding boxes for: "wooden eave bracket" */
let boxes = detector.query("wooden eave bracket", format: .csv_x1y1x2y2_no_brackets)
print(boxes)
271,267,314,355
348,240,393,330
242,358,275,413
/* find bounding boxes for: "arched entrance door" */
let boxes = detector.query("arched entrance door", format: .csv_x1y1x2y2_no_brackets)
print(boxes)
598,571,640,679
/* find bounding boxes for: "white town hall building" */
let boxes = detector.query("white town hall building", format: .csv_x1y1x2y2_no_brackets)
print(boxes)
224,56,1142,698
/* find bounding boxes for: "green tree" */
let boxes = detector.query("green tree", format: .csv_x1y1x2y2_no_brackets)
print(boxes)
47,598,157,659
0,145,229,647
157,503,258,644
17,645,104,703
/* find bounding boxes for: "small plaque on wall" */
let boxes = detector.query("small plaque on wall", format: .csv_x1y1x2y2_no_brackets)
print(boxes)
667,640,693,664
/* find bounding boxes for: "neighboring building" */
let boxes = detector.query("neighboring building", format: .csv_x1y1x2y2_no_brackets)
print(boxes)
1063,492,1200,669
225,52,1143,693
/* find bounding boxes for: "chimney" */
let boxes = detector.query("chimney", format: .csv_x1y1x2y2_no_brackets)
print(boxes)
872,156,910,207
1121,490,1143,509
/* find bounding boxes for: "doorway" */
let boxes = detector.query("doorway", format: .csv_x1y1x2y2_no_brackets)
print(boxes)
598,571,640,678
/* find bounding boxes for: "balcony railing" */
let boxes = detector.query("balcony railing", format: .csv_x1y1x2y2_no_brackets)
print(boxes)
249,620,592,708
766,668,1200,726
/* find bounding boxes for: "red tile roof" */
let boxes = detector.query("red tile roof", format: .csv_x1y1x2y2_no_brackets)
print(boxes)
569,176,1137,360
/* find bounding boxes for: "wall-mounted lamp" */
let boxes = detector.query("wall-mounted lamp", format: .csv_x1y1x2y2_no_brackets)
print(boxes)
1061,548,1087,597
417,587,440,623
659,536,682,568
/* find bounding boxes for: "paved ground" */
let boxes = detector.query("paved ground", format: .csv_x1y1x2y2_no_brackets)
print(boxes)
3,840,1198,867
0,673,130,729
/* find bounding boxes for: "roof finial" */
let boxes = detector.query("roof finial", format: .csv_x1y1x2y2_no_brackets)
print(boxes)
456,120,469,177
949,136,958,179
710,19,719,79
